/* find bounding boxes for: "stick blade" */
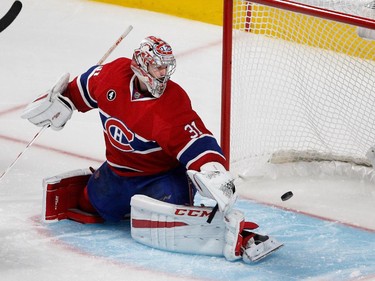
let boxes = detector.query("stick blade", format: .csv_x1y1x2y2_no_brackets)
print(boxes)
0,1,23,33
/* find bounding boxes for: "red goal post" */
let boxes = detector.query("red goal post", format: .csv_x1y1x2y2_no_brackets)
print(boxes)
221,0,375,175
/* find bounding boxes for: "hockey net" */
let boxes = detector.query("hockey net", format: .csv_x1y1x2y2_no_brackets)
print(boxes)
221,0,375,180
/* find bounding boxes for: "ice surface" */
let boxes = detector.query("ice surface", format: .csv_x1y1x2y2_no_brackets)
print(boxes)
0,0,374,280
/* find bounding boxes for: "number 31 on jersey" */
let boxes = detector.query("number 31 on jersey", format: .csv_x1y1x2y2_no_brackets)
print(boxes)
185,121,203,139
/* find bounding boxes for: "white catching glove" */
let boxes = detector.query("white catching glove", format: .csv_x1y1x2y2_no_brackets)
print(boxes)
187,162,237,214
21,73,75,131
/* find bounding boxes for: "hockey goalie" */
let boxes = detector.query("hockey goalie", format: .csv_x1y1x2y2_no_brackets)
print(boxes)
22,36,283,263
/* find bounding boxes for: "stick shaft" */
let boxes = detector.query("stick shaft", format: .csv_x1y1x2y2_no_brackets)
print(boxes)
97,25,133,65
0,125,48,181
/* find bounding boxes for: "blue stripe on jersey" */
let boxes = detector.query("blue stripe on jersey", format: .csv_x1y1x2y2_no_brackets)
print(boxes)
100,112,161,153
178,135,224,167
79,65,99,108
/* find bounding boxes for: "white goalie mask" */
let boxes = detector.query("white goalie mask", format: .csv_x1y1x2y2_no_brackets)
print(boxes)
131,36,176,98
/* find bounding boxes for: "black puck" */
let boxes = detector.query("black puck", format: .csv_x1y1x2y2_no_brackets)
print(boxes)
281,191,293,201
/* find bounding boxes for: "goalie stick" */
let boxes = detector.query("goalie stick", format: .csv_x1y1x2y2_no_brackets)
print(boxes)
0,1,22,33
0,25,133,182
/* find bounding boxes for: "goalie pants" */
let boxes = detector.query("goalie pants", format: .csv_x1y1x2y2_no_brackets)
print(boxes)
87,162,194,222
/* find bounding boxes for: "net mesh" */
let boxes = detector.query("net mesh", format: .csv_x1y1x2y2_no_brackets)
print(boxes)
230,0,375,176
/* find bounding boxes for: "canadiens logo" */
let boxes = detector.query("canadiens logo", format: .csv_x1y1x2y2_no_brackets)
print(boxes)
156,43,172,55
107,90,116,101
105,118,134,152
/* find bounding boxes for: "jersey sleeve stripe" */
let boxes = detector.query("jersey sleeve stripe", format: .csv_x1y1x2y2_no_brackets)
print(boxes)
176,134,211,159
77,65,100,109
185,150,226,170
177,135,224,167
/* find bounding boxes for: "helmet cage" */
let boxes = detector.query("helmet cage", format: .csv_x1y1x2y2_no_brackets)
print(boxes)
131,36,176,98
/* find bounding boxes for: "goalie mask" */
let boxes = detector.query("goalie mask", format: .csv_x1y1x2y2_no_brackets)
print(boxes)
131,36,176,98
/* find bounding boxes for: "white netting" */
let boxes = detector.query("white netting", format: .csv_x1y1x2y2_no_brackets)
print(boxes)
229,0,375,177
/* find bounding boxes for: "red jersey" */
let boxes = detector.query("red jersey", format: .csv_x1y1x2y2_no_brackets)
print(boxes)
64,58,226,176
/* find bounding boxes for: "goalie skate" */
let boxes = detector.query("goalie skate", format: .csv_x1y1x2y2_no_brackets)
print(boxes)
242,234,284,262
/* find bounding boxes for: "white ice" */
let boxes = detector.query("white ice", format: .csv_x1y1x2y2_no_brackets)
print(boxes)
0,0,374,280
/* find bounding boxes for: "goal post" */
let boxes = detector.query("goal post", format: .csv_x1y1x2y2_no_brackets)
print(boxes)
221,0,375,177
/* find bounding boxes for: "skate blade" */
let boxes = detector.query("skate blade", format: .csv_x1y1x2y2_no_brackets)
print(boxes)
243,242,284,263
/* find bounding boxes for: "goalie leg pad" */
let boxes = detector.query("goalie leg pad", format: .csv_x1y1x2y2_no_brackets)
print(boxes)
223,210,259,261
130,195,261,261
43,169,103,224
131,194,226,256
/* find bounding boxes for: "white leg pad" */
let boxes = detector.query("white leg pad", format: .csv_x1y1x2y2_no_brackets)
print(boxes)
131,195,227,257
130,195,281,262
